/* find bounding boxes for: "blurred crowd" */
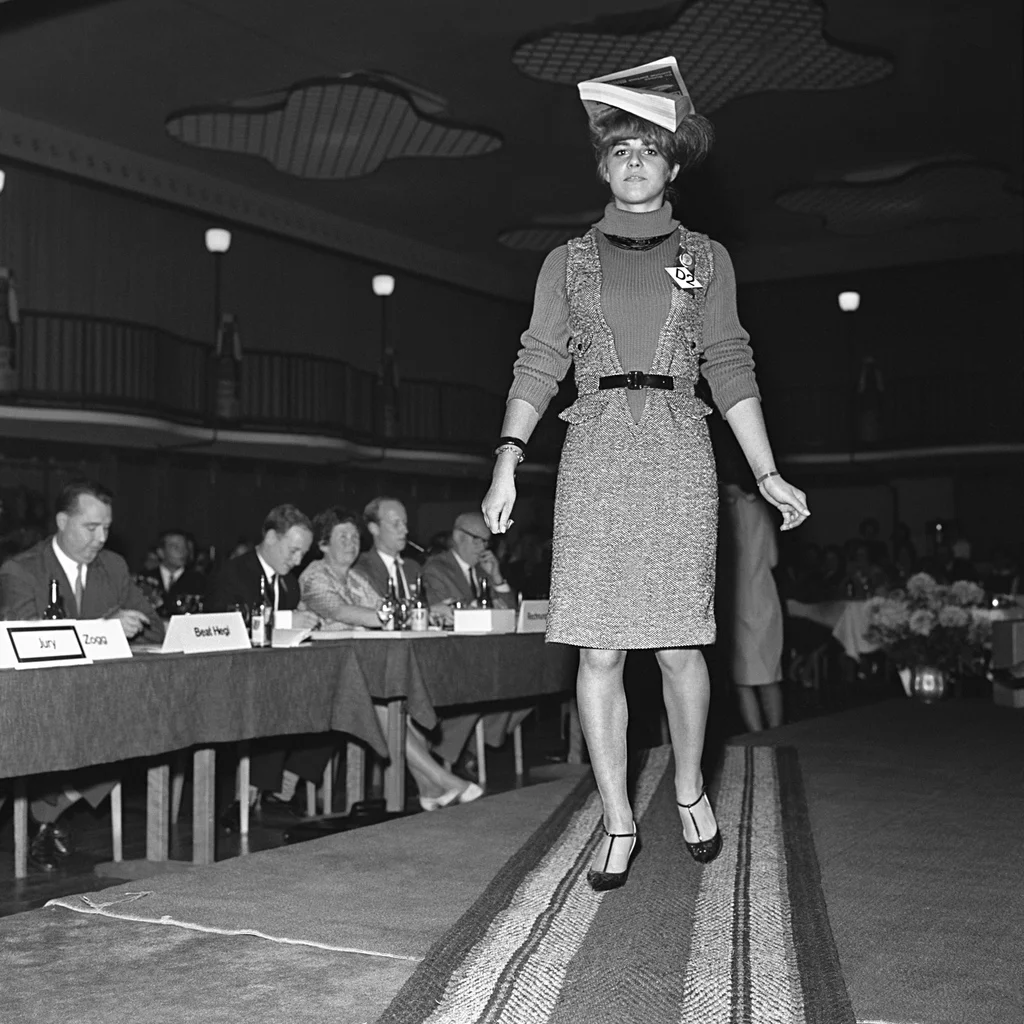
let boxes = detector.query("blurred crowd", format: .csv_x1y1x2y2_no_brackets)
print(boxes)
777,517,1021,602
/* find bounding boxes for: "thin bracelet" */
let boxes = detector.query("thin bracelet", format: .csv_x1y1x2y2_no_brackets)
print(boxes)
494,442,524,464
498,436,527,452
756,470,780,485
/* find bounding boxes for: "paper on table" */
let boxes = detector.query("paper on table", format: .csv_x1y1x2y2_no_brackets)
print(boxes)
270,628,312,648
309,629,447,640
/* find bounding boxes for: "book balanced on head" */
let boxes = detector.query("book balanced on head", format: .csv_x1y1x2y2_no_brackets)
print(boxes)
577,55,695,132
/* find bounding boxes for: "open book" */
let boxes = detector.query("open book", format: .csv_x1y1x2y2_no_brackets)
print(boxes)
577,56,694,133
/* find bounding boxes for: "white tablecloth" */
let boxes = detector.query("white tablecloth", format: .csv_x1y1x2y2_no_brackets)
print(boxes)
786,599,878,661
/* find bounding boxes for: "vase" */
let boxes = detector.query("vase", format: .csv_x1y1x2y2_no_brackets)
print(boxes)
902,665,948,703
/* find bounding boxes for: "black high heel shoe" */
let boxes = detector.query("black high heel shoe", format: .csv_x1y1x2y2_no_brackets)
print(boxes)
677,787,722,864
586,826,639,891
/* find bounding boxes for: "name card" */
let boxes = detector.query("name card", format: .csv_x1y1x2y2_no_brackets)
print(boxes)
273,609,293,630
517,599,549,633
453,608,517,634
77,619,133,660
161,612,250,654
0,620,92,670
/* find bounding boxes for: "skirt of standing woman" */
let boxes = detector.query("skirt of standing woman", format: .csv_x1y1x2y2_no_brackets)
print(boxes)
546,391,718,650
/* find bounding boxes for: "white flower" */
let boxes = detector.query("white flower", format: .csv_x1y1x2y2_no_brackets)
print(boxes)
906,573,938,599
909,609,936,636
950,580,985,606
938,606,970,629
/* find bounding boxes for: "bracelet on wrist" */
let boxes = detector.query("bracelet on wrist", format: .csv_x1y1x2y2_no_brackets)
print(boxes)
494,442,524,464
498,435,527,452
756,470,780,485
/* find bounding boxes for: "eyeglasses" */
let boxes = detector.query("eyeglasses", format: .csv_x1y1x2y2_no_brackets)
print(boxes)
457,528,490,544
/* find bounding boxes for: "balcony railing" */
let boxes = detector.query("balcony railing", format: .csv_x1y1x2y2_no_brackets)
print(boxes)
2,310,1020,460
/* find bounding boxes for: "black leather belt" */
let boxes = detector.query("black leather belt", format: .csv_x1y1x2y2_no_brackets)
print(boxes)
598,371,674,391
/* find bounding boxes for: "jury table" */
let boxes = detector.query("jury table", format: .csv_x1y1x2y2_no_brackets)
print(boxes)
0,632,577,875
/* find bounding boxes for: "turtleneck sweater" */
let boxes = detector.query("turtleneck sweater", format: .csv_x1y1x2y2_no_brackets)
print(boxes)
508,201,759,424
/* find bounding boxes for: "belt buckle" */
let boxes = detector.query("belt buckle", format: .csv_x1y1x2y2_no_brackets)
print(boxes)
624,371,645,390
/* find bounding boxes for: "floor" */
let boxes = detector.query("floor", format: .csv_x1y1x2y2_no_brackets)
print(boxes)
0,646,899,919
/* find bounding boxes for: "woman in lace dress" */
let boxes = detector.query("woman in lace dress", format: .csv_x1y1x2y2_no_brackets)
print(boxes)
482,105,809,889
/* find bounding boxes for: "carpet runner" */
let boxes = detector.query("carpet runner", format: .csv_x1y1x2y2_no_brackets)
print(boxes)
380,744,854,1024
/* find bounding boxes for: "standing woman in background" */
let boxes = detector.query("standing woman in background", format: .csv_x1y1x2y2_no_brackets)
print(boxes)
482,87,809,890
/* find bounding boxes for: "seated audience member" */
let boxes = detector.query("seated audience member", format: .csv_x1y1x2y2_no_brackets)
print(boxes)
138,528,207,616
299,507,481,810
842,539,889,598
919,541,976,584
356,497,426,606
421,511,530,770
205,504,324,829
982,545,1020,596
857,517,889,567
891,522,917,582
0,478,163,869
819,544,846,599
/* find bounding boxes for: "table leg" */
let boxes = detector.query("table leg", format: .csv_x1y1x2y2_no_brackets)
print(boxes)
13,779,28,880
383,699,407,813
346,741,365,813
192,747,216,866
238,746,250,837
146,763,170,862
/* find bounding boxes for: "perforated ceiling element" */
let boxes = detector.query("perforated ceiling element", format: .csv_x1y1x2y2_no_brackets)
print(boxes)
777,164,1022,235
512,0,891,113
166,74,501,180
498,226,581,251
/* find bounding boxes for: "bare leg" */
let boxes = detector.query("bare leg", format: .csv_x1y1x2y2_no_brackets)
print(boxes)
576,647,634,873
759,681,784,730
371,707,466,799
657,647,718,842
736,687,764,732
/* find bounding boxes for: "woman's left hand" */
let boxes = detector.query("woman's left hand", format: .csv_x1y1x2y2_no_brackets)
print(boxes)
759,475,810,531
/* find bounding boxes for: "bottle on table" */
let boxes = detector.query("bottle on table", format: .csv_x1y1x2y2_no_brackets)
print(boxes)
44,578,66,620
251,575,273,647
478,577,492,610
409,579,429,632
380,578,398,631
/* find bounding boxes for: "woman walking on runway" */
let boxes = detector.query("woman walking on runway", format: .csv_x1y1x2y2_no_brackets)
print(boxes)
482,82,809,890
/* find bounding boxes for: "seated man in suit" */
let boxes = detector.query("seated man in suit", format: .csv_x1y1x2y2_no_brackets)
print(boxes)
137,528,207,617
0,478,163,869
205,504,324,829
355,496,422,607
421,511,531,772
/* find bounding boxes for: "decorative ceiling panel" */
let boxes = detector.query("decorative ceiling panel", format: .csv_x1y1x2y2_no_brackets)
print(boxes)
513,0,892,112
498,209,603,251
777,163,1022,235
166,73,501,180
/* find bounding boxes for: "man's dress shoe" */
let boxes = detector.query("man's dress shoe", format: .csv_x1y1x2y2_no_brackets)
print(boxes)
29,822,73,871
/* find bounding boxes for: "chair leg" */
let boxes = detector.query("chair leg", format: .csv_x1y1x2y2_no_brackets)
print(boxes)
171,762,186,825
110,782,123,862
345,741,365,814
305,781,317,817
513,724,524,776
474,719,487,788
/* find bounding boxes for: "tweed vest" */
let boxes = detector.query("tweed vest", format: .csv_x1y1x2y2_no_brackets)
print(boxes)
558,227,715,427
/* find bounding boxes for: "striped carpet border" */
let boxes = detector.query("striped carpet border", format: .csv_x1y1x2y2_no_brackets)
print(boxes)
381,745,853,1024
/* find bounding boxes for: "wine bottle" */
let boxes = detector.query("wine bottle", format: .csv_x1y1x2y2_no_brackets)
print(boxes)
380,577,397,631
44,578,66,620
409,579,429,632
251,576,270,647
478,577,492,610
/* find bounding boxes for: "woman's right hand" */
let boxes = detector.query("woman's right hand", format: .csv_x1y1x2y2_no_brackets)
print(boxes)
482,470,516,534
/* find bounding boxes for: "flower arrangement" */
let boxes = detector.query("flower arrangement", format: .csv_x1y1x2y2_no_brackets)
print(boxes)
865,573,992,675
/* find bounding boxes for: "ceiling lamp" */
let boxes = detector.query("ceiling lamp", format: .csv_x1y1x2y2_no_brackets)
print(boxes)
838,291,860,312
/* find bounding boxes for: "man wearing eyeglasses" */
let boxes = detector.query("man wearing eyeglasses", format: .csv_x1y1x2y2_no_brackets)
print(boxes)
421,511,530,772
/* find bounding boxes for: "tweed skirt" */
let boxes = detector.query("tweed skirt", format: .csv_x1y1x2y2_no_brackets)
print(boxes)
546,396,718,649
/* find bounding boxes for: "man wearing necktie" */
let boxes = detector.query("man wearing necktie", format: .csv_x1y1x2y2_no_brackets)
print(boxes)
205,504,324,830
0,478,162,870
137,528,207,617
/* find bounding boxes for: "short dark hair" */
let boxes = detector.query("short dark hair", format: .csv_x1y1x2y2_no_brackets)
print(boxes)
56,479,113,517
590,108,715,178
158,527,188,547
262,504,312,538
363,496,401,526
311,507,361,548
